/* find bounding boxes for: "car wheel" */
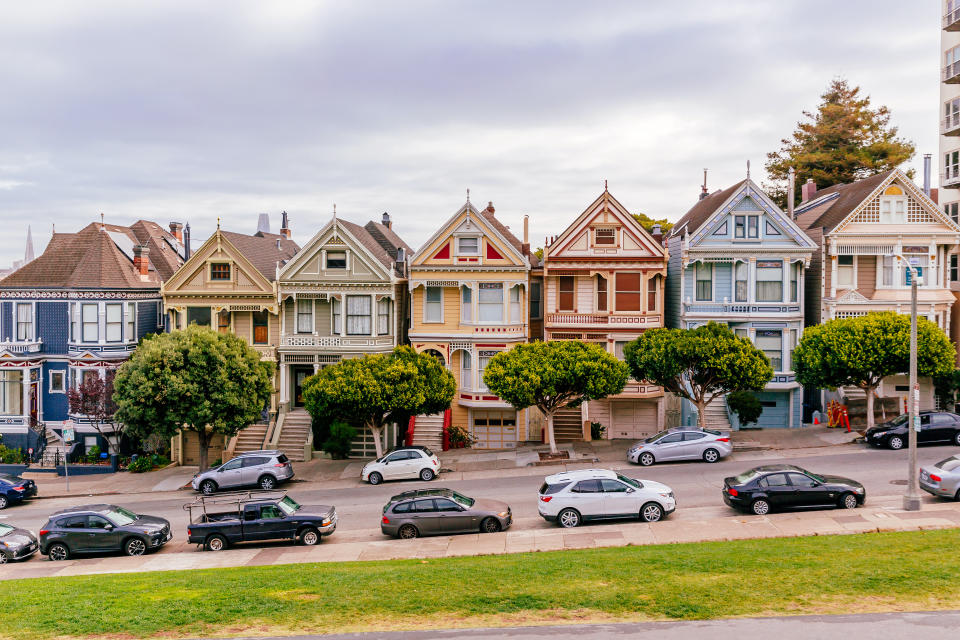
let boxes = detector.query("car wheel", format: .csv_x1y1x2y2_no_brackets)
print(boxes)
368,472,383,485
419,468,435,482
702,448,720,463
480,517,501,534
200,480,218,495
299,527,320,546
955,488,960,502
751,499,771,516
124,537,147,557
888,436,905,450
48,543,69,561
205,534,227,552
640,502,664,522
840,493,858,510
0,552,7,564
638,452,655,467
557,508,581,528
398,524,419,539
0,495,7,510
954,431,960,447
258,475,276,491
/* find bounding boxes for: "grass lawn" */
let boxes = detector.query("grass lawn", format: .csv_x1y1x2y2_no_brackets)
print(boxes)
2,529,959,639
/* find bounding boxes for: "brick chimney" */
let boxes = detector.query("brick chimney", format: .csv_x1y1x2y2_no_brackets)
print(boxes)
381,212,391,230
485,201,495,215
168,222,183,242
133,245,150,277
801,178,817,203
280,211,291,239
521,214,530,257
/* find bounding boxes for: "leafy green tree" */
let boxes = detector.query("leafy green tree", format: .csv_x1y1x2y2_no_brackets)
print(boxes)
624,323,773,429
934,369,960,411
632,212,673,235
765,78,915,208
794,312,955,431
113,325,275,470
483,341,628,454
726,391,763,427
303,346,455,458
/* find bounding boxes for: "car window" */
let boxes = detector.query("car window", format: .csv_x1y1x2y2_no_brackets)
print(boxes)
920,415,932,426
734,469,760,484
221,458,243,471
763,473,790,487
392,501,412,513
931,414,955,426
420,447,435,457
539,482,571,495
385,452,408,463
279,496,301,515
277,454,290,463
682,432,706,441
260,505,283,519
61,516,87,529
413,499,436,513
242,456,269,468
0,473,17,483
658,433,684,444
616,474,642,489
0,523,13,535
450,492,475,508
787,473,817,488
434,498,462,512
936,457,960,472
600,479,629,493
244,508,259,521
572,479,602,493
87,516,113,529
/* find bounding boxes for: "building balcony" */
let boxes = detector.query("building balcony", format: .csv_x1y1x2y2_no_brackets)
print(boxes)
545,313,662,329
67,342,136,358
279,335,394,350
682,301,802,315
457,389,512,408
943,170,960,189
945,61,960,83
944,116,960,137
945,8,960,31
0,340,42,355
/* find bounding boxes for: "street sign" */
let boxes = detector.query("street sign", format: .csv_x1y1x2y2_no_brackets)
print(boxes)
914,416,921,433
62,419,75,443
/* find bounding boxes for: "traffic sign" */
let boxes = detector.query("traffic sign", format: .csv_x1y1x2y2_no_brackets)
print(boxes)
62,419,75,443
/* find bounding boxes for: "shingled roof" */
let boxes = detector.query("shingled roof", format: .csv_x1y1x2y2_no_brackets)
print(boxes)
795,170,895,232
669,180,746,238
479,203,539,267
334,218,412,277
219,230,300,281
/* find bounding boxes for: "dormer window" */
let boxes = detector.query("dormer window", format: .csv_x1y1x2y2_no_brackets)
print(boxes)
326,251,347,269
595,228,616,245
458,237,479,255
879,185,906,223
210,263,231,281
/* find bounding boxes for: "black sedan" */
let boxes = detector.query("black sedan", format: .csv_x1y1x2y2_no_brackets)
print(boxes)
0,522,38,563
0,473,37,509
39,504,172,560
722,465,865,516
864,412,960,449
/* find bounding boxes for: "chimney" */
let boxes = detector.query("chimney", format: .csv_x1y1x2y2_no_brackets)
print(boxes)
184,223,192,260
280,211,291,239
485,201,495,215
276,238,281,251
699,168,709,200
522,214,530,256
395,247,406,277
257,213,271,235
382,212,391,229
169,222,183,242
787,167,796,218
924,153,932,196
801,178,817,203
651,223,663,246
132,245,150,277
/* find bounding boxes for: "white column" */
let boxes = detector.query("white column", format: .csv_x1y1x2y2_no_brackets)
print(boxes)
340,295,346,337
370,294,376,336
279,363,288,404
748,257,757,303
782,258,789,303
21,369,29,419
830,255,838,299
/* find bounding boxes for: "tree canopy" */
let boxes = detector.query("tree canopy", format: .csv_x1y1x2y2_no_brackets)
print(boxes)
794,312,955,430
67,370,118,453
632,212,674,235
765,78,915,208
113,325,275,470
483,341,628,453
624,323,773,428
303,346,456,458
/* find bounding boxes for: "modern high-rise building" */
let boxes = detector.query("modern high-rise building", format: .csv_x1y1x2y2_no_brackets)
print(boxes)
941,1,960,355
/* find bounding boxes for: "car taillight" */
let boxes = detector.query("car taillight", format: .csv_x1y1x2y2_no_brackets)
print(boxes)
39,529,49,536
187,528,192,537
716,438,730,442
382,516,390,524
930,474,942,482
539,495,552,502
432,459,438,466
274,463,288,468
12,486,25,492
727,488,738,496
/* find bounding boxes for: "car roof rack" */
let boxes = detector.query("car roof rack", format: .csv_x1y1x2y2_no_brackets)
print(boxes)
182,490,288,520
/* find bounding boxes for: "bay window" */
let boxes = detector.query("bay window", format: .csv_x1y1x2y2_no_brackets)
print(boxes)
837,255,854,288
460,351,473,389
647,276,658,312
477,352,494,393
15,303,32,341
82,303,99,341
596,275,607,311
125,302,136,341
790,263,799,302
756,330,783,371
377,298,390,335
346,295,372,335
558,276,574,311
425,287,442,322
296,299,313,333
461,286,472,322
615,273,642,311
509,286,521,322
478,283,504,322
755,260,783,302
106,303,123,342
0,370,22,416
695,263,712,301
735,262,748,302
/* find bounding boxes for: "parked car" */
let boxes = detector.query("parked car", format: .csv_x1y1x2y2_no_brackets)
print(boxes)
381,488,511,539
0,523,38,563
628,428,732,466
537,468,676,527
362,446,440,485
0,473,37,509
191,450,294,494
920,455,960,500
864,411,960,449
40,504,172,560
185,491,336,551
722,464,865,515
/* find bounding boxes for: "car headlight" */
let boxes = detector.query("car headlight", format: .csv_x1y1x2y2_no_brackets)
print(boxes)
321,518,332,526
853,487,865,493
658,492,673,499
0,541,7,548
497,511,509,518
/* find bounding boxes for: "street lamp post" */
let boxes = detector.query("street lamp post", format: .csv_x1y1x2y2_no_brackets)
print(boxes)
894,253,922,512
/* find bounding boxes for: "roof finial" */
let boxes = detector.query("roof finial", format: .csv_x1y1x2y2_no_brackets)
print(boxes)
99,211,105,230
217,216,221,229
466,188,470,204
333,203,337,219
604,179,608,191
746,159,751,180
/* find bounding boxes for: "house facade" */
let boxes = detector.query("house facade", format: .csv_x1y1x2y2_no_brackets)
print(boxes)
542,188,668,441
0,220,184,453
797,168,960,410
667,177,816,429
408,200,536,450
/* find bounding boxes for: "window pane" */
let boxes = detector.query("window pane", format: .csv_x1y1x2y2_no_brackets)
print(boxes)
425,287,442,322
529,281,542,318
615,273,642,311
377,299,390,335
0,370,23,415
458,237,479,254
509,286,521,322
735,262,748,302
347,295,371,335
326,251,346,269
297,299,313,333
756,330,782,370
695,263,712,301
478,283,503,322
558,276,574,311
82,304,99,341
747,216,759,237
461,286,472,322
210,263,231,280
756,262,783,302
597,275,607,311
595,228,616,245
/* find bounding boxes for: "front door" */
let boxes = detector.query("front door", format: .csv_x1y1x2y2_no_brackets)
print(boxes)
292,366,313,408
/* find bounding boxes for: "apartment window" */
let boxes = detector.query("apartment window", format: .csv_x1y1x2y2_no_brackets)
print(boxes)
952,255,959,282
253,310,269,344
296,299,314,333
461,286,472,322
216,310,230,334
695,263,712,301
647,276,658,312
529,281,542,319
71,303,79,341
346,295,372,335
904,257,928,287
425,287,442,322
558,276,575,311
457,237,479,255
882,255,895,287
734,215,746,238
82,303,99,341
0,370,23,416
614,341,630,361
747,215,759,238
735,262,748,302
837,255,854,288
948,202,960,224
326,251,347,269
756,330,783,371
946,151,960,181
49,370,65,394
461,351,472,389
615,273,643,311
210,263,231,281
15,303,32,341
509,286,521,322
595,228,616,245
478,283,504,322
105,303,123,342
377,298,390,335
946,97,960,131
790,263,800,303
755,260,783,302
332,298,342,333
125,302,136,341
596,275,607,311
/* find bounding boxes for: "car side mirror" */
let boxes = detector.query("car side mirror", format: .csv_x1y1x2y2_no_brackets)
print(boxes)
104,524,114,531
626,488,635,493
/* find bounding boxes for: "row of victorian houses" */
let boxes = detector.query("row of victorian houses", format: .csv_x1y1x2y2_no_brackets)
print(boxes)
1,167,957,463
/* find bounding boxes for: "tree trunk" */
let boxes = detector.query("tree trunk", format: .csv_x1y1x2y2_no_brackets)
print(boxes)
863,385,876,432
695,398,707,429
197,427,209,472
545,410,558,454
370,421,384,458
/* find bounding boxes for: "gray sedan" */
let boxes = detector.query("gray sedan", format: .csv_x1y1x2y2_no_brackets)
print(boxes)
381,489,512,539
920,455,960,500
0,522,38,563
628,428,733,466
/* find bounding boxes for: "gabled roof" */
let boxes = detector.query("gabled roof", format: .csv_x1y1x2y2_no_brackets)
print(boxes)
364,221,412,263
669,180,746,239
411,199,532,267
218,230,299,281
794,170,894,232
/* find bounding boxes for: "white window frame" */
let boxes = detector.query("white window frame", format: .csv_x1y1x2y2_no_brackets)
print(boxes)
457,237,479,256
879,196,906,223
424,287,443,323
125,302,136,342
331,297,342,334
49,370,66,394
594,227,617,246
478,283,504,323
837,255,855,289
325,250,348,270
15,302,33,341
695,262,712,301
735,261,748,302
509,285,522,323
105,303,123,343
377,298,390,335
460,351,473,390
747,215,759,238
296,298,314,334
345,295,372,336
81,303,99,343
461,285,473,322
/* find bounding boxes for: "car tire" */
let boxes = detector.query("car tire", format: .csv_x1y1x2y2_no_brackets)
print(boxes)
702,448,720,463
0,495,7,510
200,480,218,495
557,508,581,528
840,493,859,510
751,499,771,516
47,543,69,561
638,452,655,467
954,431,960,447
124,537,147,557
888,436,905,450
480,517,501,534
955,488,960,502
368,472,383,485
419,468,435,482
640,502,664,522
398,524,419,539
205,534,228,552
299,527,320,546
0,552,7,564
258,475,276,491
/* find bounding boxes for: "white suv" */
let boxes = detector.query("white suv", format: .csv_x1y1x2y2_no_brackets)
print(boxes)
362,447,441,485
537,468,676,527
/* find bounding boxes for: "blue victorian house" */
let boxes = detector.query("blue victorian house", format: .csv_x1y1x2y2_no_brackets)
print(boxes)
0,220,185,454
665,175,816,429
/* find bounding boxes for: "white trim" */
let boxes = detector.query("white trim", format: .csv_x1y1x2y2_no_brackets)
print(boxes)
48,369,66,394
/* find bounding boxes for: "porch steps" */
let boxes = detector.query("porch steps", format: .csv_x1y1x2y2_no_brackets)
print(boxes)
411,413,444,451
275,409,312,462
703,401,732,431
232,423,270,456
553,406,584,443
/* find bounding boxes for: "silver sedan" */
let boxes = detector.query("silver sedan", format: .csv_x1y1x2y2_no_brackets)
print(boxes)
628,428,733,466
920,455,960,500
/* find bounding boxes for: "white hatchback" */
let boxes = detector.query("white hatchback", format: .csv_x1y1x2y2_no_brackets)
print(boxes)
362,447,441,485
537,468,676,527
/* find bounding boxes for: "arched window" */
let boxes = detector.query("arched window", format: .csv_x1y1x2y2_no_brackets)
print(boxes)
880,185,906,223
460,351,472,389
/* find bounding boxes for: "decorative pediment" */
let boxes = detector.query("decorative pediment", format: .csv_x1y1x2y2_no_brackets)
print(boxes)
411,200,528,268
836,289,870,303
278,217,393,285
835,172,960,233
163,230,275,295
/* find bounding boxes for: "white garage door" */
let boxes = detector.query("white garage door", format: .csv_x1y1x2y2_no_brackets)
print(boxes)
471,410,518,449
610,401,658,440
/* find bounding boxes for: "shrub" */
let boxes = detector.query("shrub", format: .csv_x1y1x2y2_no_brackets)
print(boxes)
86,445,102,464
447,424,476,448
727,391,763,427
127,456,154,473
0,445,25,464
321,421,357,459
590,422,606,440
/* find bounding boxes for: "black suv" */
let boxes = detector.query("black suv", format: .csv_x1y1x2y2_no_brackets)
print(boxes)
864,412,960,449
39,504,172,561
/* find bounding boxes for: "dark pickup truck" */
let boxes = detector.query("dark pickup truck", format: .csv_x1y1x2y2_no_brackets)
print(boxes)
184,491,337,551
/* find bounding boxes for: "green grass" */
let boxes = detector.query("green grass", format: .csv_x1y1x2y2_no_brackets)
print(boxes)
2,529,959,639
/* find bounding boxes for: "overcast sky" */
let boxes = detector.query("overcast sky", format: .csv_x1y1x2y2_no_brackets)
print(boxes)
0,1,941,267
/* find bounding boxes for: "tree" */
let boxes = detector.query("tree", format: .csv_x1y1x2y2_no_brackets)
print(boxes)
67,369,118,454
482,341,628,454
303,346,455,458
765,78,915,208
112,325,274,471
794,312,955,431
726,391,763,428
624,323,773,429
632,212,673,235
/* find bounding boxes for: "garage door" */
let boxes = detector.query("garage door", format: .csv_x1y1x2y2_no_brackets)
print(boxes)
610,401,658,440
753,391,789,429
471,410,518,449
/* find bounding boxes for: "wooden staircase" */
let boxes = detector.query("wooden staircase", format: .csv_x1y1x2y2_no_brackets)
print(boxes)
276,409,312,462
411,413,444,451
232,423,269,456
552,406,583,442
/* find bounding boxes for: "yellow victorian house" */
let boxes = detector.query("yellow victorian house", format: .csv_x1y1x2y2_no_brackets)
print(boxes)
408,198,537,450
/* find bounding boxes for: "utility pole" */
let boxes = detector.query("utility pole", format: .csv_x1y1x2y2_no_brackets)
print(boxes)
894,253,922,511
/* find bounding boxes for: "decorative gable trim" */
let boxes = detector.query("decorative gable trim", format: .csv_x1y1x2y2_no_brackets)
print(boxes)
836,289,870,303
277,217,393,283
411,200,529,268
832,169,960,234
162,230,274,295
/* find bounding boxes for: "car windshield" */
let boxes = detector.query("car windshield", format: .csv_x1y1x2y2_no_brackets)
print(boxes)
733,469,761,484
616,474,641,489
278,496,301,516
105,507,138,526
884,415,908,428
936,457,960,472
450,491,475,508
802,470,826,483
644,430,672,444
0,524,13,535
0,474,18,483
